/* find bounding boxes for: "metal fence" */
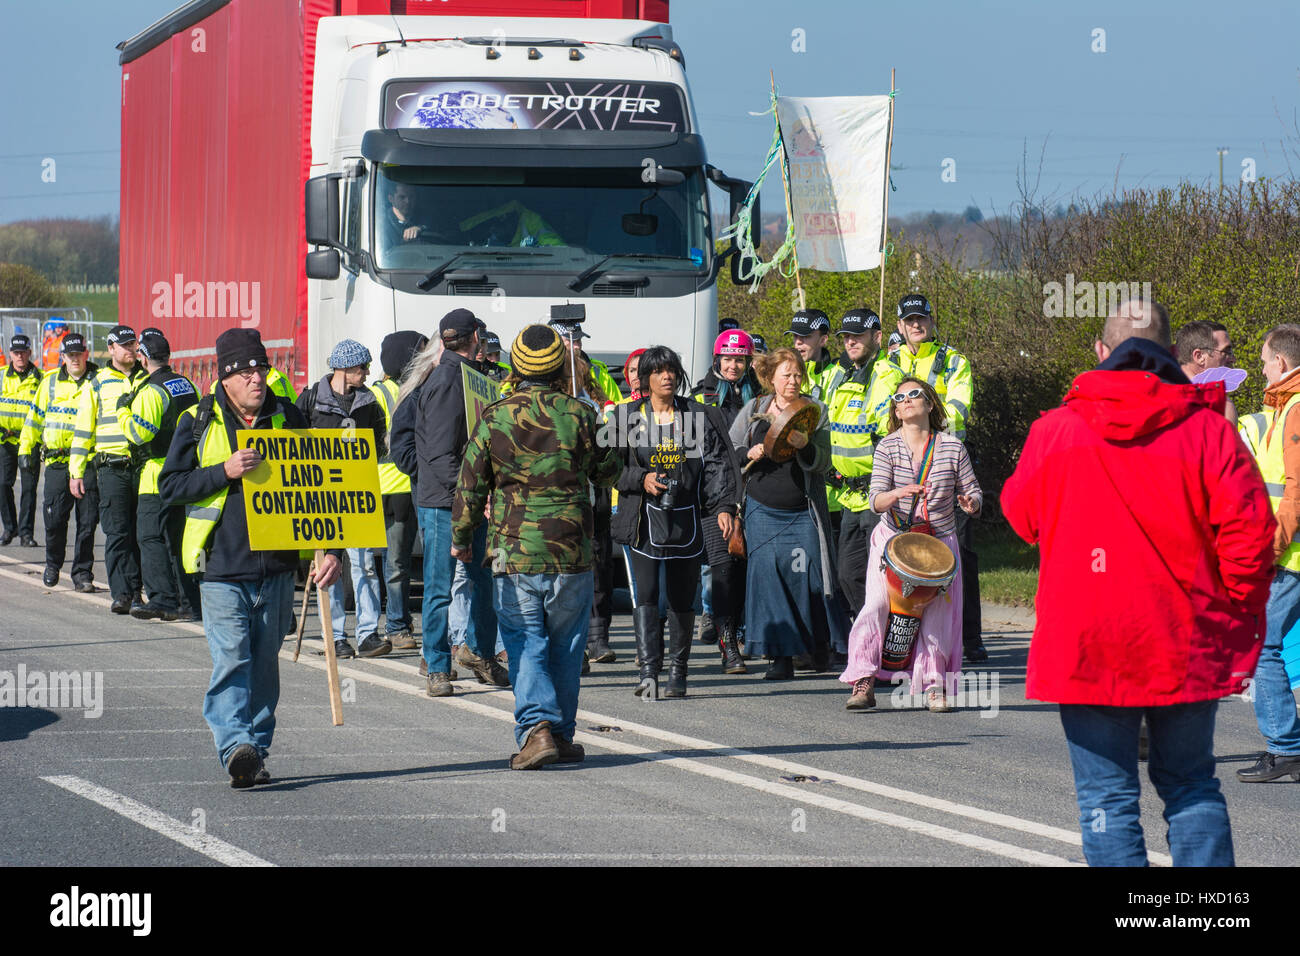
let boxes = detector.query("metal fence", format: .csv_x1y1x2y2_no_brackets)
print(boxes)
0,307,119,369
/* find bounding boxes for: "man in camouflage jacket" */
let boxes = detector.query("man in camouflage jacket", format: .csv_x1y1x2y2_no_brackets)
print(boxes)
452,324,622,770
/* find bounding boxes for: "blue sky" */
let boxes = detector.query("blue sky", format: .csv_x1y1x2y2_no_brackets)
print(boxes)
1,0,1297,224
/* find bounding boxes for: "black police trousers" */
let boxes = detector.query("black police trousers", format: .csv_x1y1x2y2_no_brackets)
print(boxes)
44,462,98,582
97,460,142,602
0,442,39,538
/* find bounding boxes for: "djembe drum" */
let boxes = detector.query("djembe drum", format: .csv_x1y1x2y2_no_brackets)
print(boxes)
880,531,957,672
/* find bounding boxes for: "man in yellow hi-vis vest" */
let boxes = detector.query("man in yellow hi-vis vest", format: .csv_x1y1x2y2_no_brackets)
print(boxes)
0,333,43,547
371,330,427,651
160,328,341,789
70,324,147,615
889,293,985,662
1238,324,1300,782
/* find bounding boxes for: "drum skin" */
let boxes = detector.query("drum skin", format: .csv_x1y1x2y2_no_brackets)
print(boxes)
883,532,956,616
763,396,820,463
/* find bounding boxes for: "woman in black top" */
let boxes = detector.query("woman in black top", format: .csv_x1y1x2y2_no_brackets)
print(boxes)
610,347,738,699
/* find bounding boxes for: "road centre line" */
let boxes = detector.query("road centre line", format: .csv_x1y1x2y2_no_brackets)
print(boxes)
291,650,1079,866
39,774,274,867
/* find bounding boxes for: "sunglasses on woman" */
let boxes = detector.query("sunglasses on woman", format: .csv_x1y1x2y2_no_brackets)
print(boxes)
891,388,924,403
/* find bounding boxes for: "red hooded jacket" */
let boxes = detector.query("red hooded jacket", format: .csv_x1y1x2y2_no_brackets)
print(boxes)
1001,346,1275,706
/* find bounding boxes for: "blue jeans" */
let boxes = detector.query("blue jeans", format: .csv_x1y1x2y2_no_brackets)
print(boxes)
1059,701,1233,867
1253,568,1300,755
327,547,381,642
200,573,294,767
494,572,593,747
418,507,496,675
450,560,505,654
701,562,712,616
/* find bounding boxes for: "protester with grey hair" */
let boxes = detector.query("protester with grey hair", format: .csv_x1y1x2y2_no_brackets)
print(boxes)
298,338,389,659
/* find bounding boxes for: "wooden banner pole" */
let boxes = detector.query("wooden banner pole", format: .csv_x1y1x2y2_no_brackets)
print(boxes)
878,67,897,323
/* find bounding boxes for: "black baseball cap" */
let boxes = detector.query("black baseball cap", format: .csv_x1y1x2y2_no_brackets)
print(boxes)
786,309,831,337
9,334,32,352
897,294,933,320
719,317,741,333
549,319,589,340
61,332,88,354
439,308,480,336
107,324,137,345
837,309,881,335
481,331,502,353
750,333,769,354
138,330,171,361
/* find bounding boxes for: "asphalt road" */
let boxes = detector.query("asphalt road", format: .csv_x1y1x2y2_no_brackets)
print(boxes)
0,521,1296,868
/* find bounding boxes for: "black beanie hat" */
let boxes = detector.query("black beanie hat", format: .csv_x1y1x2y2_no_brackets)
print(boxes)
380,330,428,380
215,328,270,379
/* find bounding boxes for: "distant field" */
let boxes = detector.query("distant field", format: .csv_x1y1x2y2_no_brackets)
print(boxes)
64,291,118,328
974,521,1039,608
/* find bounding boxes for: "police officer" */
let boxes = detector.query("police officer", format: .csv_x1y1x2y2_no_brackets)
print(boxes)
478,331,510,382
19,333,98,589
372,330,427,651
827,309,900,617
70,325,148,615
785,309,839,401
889,293,986,662
1,333,43,546
118,329,199,621
160,328,342,788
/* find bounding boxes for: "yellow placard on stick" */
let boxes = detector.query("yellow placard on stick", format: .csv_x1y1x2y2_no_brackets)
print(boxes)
237,427,386,550
462,362,500,434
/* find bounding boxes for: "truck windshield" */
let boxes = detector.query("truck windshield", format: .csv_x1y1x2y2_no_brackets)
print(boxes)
373,165,710,275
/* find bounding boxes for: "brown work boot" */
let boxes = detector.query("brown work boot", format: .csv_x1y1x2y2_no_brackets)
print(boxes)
845,676,876,711
510,721,559,770
553,734,585,763
389,629,418,650
455,643,510,686
426,672,454,698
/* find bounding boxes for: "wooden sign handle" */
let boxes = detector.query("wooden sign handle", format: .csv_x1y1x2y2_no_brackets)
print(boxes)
314,549,345,726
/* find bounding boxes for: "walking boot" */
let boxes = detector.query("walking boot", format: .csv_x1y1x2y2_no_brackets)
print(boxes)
664,610,694,698
718,619,747,674
587,620,616,663
696,612,717,645
632,605,662,700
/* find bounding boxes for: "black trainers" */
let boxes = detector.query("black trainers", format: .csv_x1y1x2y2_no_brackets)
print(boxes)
131,602,179,621
43,566,58,588
227,743,260,789
964,641,989,663
334,639,356,660
20,535,38,548
0,531,12,546
1236,752,1300,783
110,597,131,615
73,578,95,594
357,634,392,658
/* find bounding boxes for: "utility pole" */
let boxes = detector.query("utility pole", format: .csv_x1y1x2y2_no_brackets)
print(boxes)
1217,147,1229,193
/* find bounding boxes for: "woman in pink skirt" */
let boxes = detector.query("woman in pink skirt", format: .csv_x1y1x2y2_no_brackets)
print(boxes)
839,378,982,712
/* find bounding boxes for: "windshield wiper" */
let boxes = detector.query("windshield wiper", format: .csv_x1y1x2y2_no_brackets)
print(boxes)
417,250,554,290
568,253,692,291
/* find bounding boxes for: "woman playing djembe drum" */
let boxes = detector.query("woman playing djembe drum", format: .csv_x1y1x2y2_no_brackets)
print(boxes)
839,378,982,712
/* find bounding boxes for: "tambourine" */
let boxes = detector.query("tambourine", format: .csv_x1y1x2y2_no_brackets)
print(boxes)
761,395,819,463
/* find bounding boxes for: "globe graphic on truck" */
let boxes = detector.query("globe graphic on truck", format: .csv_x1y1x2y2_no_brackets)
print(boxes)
412,90,519,129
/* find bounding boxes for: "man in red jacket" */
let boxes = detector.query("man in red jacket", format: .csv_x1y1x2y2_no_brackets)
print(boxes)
1002,299,1275,866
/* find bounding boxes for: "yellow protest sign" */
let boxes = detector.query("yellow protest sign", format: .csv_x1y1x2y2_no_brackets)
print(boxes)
237,428,386,550
462,362,500,434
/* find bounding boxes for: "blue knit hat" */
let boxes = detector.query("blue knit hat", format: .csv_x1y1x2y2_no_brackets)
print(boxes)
328,338,371,369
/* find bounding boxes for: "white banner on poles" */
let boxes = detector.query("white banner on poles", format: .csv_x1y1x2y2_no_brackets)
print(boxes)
775,94,891,272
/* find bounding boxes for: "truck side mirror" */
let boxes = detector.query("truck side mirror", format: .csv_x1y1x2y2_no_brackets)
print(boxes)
706,166,759,286
305,249,340,280
305,175,341,246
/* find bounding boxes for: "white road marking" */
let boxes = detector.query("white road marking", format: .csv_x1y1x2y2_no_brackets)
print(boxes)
286,650,1080,866
323,852,867,863
40,774,274,867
